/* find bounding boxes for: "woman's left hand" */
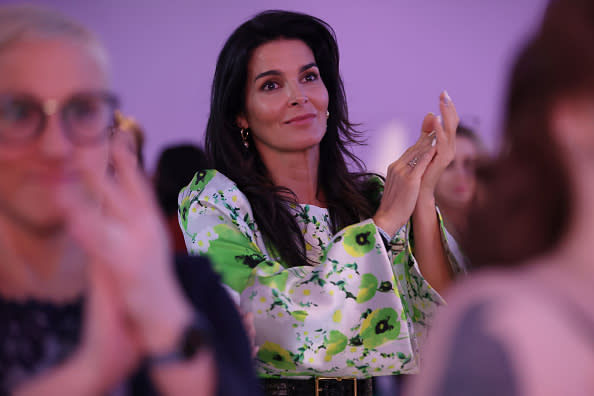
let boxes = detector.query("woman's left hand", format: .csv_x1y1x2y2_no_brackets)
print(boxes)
418,91,459,198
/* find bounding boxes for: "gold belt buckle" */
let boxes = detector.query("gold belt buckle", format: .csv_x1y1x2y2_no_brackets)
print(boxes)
314,376,357,396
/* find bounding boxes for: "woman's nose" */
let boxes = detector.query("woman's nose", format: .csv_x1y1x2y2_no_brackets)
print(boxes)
36,113,72,159
288,84,308,106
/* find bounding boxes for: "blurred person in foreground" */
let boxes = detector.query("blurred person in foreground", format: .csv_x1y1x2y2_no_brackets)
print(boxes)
0,5,260,396
407,1,594,395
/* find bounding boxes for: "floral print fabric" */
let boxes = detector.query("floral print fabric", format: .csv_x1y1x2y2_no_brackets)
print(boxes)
179,170,456,378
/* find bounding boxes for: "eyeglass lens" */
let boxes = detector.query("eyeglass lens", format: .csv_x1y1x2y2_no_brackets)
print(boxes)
0,93,117,145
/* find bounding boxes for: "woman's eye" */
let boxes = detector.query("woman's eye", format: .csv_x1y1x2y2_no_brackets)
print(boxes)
3,102,33,122
303,72,318,82
261,81,279,91
70,102,94,117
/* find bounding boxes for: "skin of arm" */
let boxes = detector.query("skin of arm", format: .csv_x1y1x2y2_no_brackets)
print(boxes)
411,192,453,295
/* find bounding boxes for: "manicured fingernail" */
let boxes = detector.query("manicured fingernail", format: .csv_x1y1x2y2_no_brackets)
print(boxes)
441,90,451,105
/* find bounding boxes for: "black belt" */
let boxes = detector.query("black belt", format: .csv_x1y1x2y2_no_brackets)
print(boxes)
261,377,372,396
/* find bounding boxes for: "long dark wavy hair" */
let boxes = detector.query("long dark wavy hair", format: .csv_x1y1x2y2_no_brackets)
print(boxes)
205,10,379,268
463,0,594,267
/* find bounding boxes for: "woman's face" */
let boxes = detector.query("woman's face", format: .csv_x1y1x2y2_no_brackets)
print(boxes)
237,39,329,156
0,38,111,232
435,135,479,208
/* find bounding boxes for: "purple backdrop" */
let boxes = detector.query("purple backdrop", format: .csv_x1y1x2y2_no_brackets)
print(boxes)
6,0,547,172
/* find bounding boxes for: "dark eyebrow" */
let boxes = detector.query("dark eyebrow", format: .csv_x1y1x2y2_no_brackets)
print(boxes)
300,62,317,73
253,62,318,82
254,70,280,82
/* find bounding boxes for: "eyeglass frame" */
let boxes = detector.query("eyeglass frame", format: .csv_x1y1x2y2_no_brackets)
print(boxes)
0,91,120,146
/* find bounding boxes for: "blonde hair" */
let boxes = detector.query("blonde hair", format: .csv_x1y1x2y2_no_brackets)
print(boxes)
114,110,146,168
0,4,110,77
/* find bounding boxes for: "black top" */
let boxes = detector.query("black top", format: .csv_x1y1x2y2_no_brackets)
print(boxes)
0,255,262,396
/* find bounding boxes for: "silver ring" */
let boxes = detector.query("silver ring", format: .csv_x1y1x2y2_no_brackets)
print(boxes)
408,157,418,168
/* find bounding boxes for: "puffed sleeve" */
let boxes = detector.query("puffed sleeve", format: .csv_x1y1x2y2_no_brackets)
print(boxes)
179,170,447,378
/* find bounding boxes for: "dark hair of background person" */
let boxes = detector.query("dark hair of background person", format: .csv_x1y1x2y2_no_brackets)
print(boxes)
462,0,594,268
155,144,208,215
205,10,379,268
456,123,481,148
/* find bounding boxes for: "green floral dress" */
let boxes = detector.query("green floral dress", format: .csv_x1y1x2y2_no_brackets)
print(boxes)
179,169,458,378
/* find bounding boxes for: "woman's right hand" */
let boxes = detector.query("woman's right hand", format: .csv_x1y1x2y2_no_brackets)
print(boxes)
373,123,437,236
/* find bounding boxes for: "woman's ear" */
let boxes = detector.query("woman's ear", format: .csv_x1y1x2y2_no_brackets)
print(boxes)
236,113,248,130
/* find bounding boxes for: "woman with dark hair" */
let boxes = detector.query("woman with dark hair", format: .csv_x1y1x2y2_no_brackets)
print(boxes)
179,10,460,394
407,1,594,395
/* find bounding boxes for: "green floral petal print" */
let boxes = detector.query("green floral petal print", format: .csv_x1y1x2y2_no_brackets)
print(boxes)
360,308,400,349
258,341,297,371
290,310,308,322
255,260,283,276
188,169,215,192
207,224,257,292
179,195,191,231
259,271,289,292
378,281,393,292
342,223,376,257
325,330,348,357
356,273,378,303
179,170,453,377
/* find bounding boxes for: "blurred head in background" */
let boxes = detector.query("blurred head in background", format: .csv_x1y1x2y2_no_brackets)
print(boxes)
435,124,483,235
154,143,207,253
464,0,594,268
154,143,207,216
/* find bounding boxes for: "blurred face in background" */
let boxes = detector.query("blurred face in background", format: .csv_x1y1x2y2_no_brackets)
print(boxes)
435,135,479,209
0,38,112,233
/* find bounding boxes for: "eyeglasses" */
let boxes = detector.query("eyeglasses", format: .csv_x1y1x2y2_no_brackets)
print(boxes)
0,92,119,146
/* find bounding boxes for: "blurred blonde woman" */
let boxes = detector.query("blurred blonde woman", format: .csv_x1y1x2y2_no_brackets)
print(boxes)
0,5,260,395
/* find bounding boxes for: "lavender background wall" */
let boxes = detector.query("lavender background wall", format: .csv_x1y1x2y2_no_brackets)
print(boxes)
8,0,547,173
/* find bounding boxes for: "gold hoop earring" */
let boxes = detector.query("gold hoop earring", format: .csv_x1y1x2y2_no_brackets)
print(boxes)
240,128,249,149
